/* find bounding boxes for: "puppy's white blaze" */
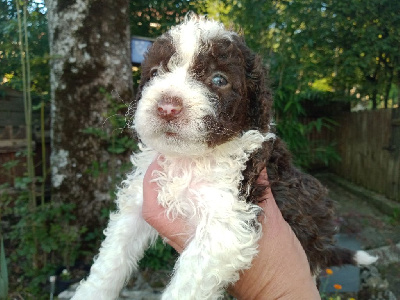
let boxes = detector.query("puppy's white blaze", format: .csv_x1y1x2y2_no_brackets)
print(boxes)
197,18,235,43
354,250,378,265
168,16,235,70
169,18,199,69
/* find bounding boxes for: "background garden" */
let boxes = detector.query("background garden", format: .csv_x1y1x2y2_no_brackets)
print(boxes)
0,0,399,299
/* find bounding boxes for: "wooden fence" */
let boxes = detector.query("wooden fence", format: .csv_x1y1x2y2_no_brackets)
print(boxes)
327,108,400,202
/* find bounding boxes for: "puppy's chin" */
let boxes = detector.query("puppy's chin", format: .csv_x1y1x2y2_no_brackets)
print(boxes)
136,131,211,157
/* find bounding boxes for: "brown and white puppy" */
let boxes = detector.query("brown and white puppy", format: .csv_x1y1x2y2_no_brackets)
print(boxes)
73,15,377,300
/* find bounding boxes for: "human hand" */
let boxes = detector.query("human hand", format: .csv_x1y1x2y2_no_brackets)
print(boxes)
142,159,320,300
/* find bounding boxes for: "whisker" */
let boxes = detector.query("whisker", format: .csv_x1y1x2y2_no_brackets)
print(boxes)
111,90,130,108
102,114,121,127
95,89,138,135
111,127,125,135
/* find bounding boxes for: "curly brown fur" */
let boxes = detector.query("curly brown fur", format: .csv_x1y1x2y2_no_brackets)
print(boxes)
242,134,358,274
232,27,360,273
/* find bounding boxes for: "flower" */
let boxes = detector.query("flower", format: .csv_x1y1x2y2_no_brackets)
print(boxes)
326,268,333,275
60,269,71,280
333,284,342,290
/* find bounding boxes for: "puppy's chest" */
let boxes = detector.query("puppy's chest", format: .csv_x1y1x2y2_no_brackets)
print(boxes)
154,156,247,219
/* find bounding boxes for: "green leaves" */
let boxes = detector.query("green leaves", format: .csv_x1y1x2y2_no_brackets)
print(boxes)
217,0,399,167
0,0,49,95
139,238,177,271
108,136,137,154
224,0,400,109
274,84,341,169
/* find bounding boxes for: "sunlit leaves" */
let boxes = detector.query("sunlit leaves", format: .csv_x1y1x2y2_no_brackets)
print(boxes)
0,0,49,96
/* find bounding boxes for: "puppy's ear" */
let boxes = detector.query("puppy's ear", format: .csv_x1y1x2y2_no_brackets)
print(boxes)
247,54,273,132
235,37,273,132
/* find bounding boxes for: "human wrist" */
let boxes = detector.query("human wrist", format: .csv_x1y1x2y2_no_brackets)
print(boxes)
229,200,320,300
230,271,320,300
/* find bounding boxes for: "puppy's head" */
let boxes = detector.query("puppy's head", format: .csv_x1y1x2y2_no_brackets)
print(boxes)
134,15,272,156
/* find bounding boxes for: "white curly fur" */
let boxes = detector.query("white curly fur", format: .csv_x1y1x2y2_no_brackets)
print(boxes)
72,131,274,300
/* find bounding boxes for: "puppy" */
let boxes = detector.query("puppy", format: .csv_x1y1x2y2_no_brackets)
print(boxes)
72,15,377,300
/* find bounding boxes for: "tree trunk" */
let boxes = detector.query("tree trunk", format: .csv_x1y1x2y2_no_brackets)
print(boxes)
368,70,378,110
46,0,133,227
384,68,394,109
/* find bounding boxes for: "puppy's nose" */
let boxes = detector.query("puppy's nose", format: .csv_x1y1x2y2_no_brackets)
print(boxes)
157,97,183,121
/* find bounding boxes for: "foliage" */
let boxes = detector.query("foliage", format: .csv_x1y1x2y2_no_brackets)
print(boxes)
225,0,400,110
299,0,399,109
388,208,400,226
199,0,344,168
0,0,49,96
23,207,79,290
130,0,200,38
0,168,84,296
0,236,8,300
200,0,397,167
273,85,341,168
1,2,85,296
82,88,139,191
83,88,138,154
139,238,177,271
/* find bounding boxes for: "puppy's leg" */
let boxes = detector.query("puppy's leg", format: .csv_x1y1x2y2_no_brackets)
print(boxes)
162,204,261,300
72,201,158,300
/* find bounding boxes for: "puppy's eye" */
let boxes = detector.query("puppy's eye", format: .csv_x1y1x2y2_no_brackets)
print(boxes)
150,68,158,78
211,74,228,87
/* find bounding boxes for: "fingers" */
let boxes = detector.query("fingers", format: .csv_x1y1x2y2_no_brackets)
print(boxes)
142,158,192,253
256,167,269,186
231,170,319,299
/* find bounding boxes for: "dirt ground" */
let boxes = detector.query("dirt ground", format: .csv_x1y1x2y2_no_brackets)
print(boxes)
316,173,400,298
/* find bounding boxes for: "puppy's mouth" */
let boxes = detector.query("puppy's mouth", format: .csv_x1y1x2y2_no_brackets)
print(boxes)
156,110,195,137
164,131,179,137
157,122,185,139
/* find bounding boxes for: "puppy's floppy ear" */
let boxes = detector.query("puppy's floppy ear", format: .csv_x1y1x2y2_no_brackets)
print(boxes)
247,54,273,132
235,36,273,132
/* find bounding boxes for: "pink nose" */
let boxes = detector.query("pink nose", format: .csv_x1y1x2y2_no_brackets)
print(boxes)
157,97,183,121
